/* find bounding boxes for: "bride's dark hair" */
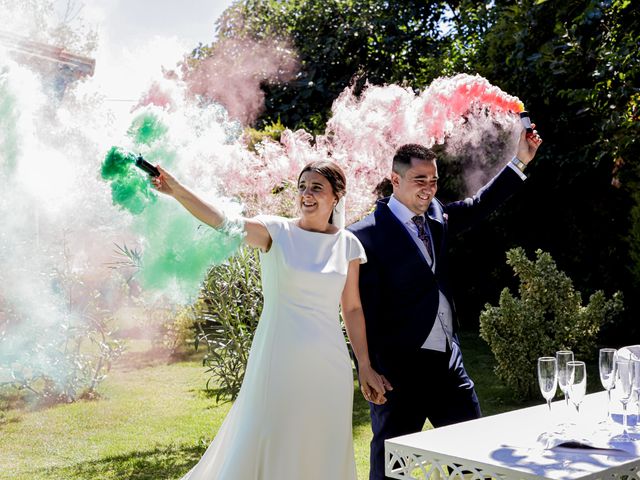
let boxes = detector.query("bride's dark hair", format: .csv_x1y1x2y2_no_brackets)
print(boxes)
297,161,346,199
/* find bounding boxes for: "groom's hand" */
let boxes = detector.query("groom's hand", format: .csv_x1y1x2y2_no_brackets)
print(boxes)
380,375,393,392
368,375,393,405
360,367,393,405
516,123,543,165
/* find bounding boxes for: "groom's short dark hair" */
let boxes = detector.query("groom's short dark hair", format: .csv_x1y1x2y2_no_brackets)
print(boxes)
392,144,437,176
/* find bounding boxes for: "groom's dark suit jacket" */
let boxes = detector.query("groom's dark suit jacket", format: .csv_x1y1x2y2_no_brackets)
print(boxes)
348,165,524,375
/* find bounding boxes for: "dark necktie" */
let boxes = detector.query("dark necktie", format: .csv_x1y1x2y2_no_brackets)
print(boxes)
411,215,433,263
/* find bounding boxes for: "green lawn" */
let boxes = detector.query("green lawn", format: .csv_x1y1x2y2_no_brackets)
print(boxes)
0,333,528,480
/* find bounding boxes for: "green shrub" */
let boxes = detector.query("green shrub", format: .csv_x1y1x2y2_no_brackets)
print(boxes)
194,247,262,401
243,118,286,152
140,303,197,357
1,241,126,405
163,306,199,354
479,247,623,400
0,311,124,404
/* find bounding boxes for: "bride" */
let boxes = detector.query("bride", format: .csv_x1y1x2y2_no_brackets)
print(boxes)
152,160,391,479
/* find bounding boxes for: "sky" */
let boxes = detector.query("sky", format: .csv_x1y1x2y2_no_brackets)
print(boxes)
77,0,237,52
54,0,238,104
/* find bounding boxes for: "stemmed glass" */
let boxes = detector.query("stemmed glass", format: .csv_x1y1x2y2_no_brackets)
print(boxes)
537,356,558,445
567,361,587,417
599,348,617,424
538,357,558,411
556,350,574,414
612,358,635,442
632,359,640,432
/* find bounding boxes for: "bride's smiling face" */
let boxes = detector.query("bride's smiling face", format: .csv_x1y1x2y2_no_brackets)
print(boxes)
297,171,337,221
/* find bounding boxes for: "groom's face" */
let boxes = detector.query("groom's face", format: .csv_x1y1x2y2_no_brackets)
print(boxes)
391,157,438,215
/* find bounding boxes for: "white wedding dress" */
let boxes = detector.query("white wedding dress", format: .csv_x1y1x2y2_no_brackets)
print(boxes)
182,215,366,480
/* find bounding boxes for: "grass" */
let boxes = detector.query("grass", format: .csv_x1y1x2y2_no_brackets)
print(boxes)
0,332,528,480
0,347,221,480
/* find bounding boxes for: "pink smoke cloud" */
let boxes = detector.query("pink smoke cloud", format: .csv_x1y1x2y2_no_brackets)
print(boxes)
181,37,299,125
164,73,526,223
319,74,525,214
129,73,527,226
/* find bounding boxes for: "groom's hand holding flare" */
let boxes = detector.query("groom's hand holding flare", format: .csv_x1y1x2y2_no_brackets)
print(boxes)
517,122,543,165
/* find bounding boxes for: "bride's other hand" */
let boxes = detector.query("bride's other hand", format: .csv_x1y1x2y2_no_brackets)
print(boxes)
359,364,392,405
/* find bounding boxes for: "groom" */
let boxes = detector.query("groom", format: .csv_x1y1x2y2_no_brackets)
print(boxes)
348,127,542,480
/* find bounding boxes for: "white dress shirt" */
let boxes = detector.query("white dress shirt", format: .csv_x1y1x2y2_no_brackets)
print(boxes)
507,159,528,180
387,195,453,352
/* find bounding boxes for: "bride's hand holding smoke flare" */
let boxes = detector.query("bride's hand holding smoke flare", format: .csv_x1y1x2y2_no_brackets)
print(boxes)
151,165,178,197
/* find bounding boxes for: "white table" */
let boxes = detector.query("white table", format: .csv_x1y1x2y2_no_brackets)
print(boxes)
385,392,640,479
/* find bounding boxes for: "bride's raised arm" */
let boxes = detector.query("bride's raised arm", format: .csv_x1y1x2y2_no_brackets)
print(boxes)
153,165,272,252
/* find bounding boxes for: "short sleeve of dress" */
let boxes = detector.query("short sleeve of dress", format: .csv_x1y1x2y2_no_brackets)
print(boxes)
253,214,289,252
345,231,367,264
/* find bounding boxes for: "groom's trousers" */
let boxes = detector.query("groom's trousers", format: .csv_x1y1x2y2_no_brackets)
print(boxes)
368,340,481,480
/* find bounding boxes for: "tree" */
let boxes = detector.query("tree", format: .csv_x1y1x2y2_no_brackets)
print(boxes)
193,0,640,342
0,0,97,55
458,0,640,338
189,0,465,131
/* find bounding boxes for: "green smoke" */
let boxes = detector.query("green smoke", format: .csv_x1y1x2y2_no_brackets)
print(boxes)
101,146,157,215
137,202,244,294
102,109,243,300
0,66,21,176
128,111,169,145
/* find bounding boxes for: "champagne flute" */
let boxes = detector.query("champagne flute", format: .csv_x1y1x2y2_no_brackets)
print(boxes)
556,350,574,418
612,358,635,442
632,359,640,431
567,361,587,416
537,356,558,445
599,348,617,424
538,357,558,411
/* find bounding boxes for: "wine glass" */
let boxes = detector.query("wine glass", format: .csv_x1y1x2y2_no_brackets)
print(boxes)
567,361,587,416
538,357,558,411
556,350,574,410
599,348,617,424
612,358,635,442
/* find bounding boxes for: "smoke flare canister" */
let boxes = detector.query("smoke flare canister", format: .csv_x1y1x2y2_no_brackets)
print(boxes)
519,111,533,134
135,155,160,177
